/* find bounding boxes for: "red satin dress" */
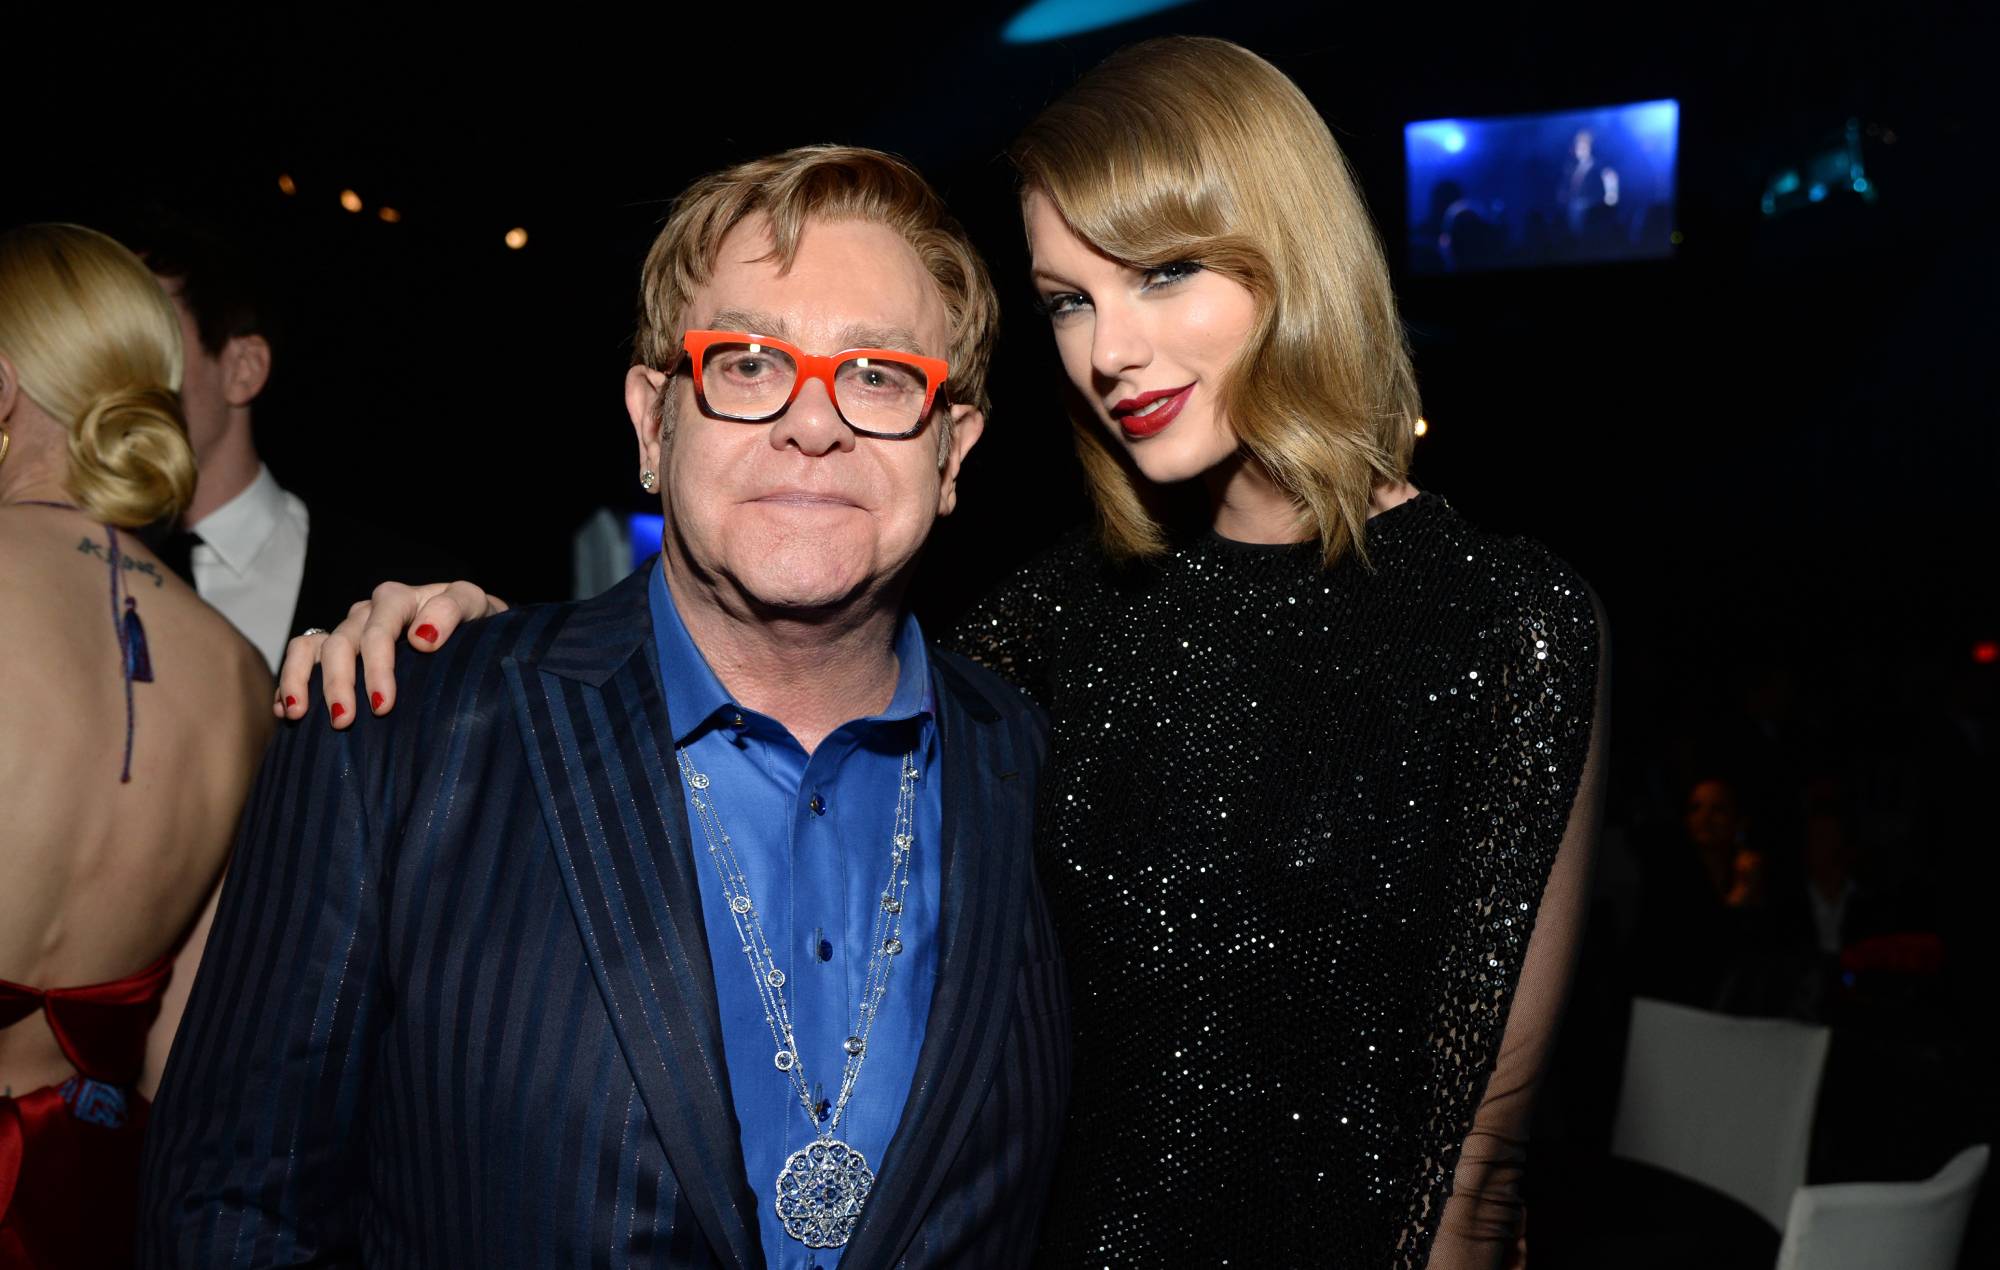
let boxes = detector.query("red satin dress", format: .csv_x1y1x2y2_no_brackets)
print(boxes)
0,956,172,1268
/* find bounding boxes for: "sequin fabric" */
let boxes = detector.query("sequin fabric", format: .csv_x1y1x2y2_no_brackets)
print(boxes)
948,493,1599,1267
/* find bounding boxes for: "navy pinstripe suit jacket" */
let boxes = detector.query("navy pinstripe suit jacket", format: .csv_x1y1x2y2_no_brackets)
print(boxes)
138,563,1071,1268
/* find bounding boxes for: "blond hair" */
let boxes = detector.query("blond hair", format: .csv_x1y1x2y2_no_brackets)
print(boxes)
1011,37,1420,566
634,145,998,455
0,224,193,527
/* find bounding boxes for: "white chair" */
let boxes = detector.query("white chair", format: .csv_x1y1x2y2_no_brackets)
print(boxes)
1773,1144,1990,1270
1611,997,1832,1229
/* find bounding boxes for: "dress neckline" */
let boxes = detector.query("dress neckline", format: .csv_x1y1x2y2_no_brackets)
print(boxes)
1197,490,1441,557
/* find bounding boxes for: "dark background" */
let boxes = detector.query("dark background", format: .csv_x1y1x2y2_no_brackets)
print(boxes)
9,0,1996,1253
9,5,1991,655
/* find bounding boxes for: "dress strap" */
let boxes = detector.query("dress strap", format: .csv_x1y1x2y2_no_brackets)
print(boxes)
0,956,173,1085
105,521,141,782
0,982,43,1032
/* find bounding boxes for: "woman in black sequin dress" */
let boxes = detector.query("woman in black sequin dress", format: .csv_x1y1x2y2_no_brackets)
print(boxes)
289,37,1604,1270
945,38,1607,1269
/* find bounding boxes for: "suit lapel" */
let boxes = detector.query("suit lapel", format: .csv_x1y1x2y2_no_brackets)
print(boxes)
842,657,1038,1269
506,566,762,1270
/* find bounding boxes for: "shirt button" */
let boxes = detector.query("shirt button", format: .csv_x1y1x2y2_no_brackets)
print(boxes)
808,792,825,816
817,939,833,962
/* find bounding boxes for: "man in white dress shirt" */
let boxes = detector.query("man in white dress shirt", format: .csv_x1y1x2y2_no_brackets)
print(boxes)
142,223,460,672
154,267,307,672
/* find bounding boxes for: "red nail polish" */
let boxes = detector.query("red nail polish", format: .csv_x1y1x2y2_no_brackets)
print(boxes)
415,624,439,644
371,691,385,710
331,703,346,719
285,695,297,707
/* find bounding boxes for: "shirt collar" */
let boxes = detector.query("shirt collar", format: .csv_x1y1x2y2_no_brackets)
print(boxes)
647,561,934,746
187,464,288,575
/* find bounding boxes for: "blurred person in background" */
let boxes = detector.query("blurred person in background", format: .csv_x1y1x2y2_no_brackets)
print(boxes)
1632,773,1772,1010
134,217,462,672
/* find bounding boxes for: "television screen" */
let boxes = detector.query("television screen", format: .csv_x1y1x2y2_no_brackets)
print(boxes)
1405,99,1679,274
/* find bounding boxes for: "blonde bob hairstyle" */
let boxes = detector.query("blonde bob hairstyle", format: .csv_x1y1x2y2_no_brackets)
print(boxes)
634,145,999,456
0,224,193,527
1010,36,1421,567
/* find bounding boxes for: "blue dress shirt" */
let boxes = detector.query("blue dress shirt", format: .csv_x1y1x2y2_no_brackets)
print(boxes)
649,564,941,1270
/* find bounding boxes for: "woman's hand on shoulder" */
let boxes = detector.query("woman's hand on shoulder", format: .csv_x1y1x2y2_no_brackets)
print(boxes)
277,581,507,728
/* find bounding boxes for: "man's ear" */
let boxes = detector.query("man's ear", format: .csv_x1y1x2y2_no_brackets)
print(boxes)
626,365,671,479
221,334,272,408
934,402,985,518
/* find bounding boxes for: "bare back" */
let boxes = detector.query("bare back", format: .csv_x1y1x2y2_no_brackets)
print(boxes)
0,506,271,1095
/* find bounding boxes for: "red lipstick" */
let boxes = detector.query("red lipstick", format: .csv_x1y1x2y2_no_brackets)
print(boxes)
1111,384,1193,439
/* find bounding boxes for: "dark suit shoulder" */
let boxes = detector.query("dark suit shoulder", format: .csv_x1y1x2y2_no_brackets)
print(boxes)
305,601,577,794
354,603,560,705
369,558,655,707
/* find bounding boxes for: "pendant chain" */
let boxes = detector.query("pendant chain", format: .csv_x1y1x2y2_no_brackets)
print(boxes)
675,744,918,1139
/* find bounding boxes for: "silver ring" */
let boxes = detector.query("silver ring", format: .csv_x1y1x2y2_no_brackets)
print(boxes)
300,627,330,638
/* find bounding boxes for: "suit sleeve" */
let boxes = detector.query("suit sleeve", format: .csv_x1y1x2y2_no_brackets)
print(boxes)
138,674,393,1268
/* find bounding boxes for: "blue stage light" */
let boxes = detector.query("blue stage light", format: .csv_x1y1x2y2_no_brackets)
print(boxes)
1002,0,1198,43
1808,183,1827,203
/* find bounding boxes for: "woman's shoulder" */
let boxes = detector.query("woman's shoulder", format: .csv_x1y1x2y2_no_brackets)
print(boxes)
942,525,1107,697
1387,496,1601,665
1002,524,1109,595
955,525,1103,626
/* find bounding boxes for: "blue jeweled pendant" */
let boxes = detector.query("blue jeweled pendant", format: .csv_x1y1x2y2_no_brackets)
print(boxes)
775,1138,875,1249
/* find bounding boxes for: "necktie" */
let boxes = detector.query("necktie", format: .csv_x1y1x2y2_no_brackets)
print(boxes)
156,529,203,590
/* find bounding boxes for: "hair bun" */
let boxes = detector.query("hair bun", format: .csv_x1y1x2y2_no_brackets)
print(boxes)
67,382,196,528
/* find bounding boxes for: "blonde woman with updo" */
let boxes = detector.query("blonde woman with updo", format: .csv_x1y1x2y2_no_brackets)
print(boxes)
0,224,271,1266
279,38,1605,1268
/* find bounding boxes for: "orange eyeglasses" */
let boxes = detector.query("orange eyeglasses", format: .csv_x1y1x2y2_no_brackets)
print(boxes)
681,330,950,439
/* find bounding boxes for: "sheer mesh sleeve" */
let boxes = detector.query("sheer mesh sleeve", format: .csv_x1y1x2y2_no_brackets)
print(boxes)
1425,606,1608,1268
1404,584,1607,1269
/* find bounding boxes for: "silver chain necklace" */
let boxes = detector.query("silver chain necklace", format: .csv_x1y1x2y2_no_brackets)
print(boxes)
676,744,918,1251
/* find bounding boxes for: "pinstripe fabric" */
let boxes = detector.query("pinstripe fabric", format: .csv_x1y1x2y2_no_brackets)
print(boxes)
138,563,1070,1269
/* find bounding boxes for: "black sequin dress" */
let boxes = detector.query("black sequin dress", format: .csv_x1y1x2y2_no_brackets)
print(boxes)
949,493,1604,1268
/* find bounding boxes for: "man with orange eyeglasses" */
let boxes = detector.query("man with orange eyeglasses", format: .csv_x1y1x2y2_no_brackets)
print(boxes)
140,147,1070,1270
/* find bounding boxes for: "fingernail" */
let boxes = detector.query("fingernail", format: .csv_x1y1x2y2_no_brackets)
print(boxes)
371,691,385,710
285,695,298,707
331,703,347,719
415,624,439,644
